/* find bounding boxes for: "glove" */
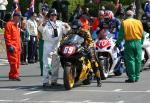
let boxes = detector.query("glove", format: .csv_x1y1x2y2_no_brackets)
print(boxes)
8,45,14,53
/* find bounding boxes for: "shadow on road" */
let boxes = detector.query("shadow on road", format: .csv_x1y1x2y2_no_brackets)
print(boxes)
0,85,66,91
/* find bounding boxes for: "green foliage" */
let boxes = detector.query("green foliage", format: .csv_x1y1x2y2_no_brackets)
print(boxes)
85,1,116,17
69,0,84,13
6,0,84,16
7,0,139,19
119,0,133,5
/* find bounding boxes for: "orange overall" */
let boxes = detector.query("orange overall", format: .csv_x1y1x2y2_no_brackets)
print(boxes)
80,17,89,32
4,20,21,79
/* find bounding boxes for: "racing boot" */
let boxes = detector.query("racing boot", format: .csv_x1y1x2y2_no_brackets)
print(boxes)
95,69,102,87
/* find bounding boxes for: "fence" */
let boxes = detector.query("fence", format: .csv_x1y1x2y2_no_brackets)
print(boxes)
0,33,8,65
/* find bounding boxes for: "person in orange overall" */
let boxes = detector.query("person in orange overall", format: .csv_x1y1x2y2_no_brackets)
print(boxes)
4,12,21,81
79,12,90,32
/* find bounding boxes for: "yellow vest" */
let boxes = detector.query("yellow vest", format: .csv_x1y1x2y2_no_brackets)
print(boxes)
123,18,144,40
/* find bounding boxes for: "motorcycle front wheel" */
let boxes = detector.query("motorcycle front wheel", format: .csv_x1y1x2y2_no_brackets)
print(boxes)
63,65,75,90
99,58,110,80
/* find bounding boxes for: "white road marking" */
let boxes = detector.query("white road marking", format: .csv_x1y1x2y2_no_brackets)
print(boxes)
29,87,39,90
0,88,150,93
113,89,122,92
116,101,125,103
146,90,150,92
20,98,31,101
0,100,122,103
71,89,150,93
82,100,91,102
0,88,15,91
23,91,41,95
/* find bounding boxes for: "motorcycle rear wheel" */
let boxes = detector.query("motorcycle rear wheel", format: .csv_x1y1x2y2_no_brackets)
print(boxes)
63,66,75,90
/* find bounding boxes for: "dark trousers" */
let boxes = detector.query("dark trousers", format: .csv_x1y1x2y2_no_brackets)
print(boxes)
21,42,28,63
28,36,38,63
0,10,5,28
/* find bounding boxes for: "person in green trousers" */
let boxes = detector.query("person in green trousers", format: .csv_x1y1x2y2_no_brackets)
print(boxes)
38,31,44,76
115,10,144,83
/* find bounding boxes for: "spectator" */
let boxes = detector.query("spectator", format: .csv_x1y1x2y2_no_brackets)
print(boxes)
12,0,20,13
4,12,21,81
92,10,104,33
37,11,48,76
39,0,49,13
144,0,150,14
126,3,136,16
114,0,123,17
0,0,8,28
20,17,29,65
38,8,70,87
27,12,38,63
79,11,90,32
52,0,62,20
24,8,32,20
69,4,82,22
61,0,70,22
3,12,12,23
115,10,144,83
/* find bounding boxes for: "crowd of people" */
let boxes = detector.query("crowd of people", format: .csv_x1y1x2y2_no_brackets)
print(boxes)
0,0,149,87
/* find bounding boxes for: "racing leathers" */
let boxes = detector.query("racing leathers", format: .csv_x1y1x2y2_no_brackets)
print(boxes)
65,28,102,86
99,17,121,40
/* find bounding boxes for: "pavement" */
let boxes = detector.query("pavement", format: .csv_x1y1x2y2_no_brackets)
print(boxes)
0,62,150,103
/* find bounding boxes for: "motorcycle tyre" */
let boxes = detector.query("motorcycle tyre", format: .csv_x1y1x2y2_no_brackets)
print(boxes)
63,66,75,90
100,60,109,80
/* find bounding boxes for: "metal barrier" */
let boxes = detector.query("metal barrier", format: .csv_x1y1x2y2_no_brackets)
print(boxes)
0,33,8,65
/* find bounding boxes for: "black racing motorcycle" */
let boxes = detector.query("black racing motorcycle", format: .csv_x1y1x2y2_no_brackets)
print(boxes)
58,34,93,90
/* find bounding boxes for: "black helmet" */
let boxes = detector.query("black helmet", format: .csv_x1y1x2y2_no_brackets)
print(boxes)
4,12,12,22
71,19,82,29
48,8,57,17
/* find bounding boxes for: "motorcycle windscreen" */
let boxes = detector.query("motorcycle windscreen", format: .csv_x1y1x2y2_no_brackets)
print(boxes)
63,34,84,44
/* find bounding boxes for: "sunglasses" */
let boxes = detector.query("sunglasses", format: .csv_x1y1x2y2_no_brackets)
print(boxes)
50,14,57,16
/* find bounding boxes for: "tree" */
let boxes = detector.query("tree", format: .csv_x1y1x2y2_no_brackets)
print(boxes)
135,0,141,19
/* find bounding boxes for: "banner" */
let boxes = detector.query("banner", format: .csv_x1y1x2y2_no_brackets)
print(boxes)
13,0,20,13
29,0,35,13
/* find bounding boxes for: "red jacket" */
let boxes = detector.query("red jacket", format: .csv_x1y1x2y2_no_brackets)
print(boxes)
92,17,99,33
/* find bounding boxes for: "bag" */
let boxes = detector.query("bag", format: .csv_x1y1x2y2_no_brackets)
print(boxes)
54,29,58,37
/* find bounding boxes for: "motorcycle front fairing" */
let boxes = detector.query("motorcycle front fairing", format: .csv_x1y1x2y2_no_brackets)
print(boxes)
94,35,124,75
59,34,85,66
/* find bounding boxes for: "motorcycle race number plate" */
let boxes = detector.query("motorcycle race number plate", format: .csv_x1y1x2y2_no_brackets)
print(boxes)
96,38,111,49
62,46,76,56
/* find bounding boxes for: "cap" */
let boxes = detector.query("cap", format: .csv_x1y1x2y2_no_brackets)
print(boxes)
13,12,21,17
49,9,57,15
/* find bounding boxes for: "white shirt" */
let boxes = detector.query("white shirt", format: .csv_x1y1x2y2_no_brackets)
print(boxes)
27,19,38,36
0,0,8,10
